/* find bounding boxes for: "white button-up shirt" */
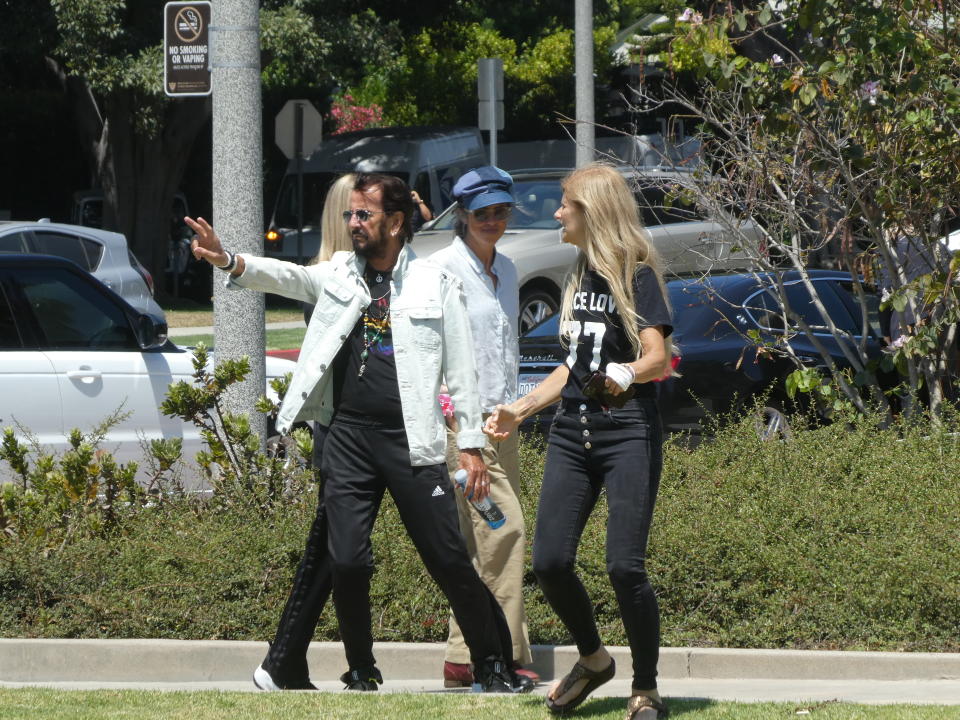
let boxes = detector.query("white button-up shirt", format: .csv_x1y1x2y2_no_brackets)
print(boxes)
431,236,519,413
226,245,486,466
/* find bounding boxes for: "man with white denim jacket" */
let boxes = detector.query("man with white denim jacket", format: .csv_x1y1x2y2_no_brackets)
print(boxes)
186,174,528,695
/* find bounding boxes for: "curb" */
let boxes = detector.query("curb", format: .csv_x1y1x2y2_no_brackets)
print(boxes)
2,640,958,684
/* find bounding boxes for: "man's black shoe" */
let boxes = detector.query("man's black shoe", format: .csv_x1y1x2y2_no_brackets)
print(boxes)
510,668,536,694
340,666,383,691
473,658,515,693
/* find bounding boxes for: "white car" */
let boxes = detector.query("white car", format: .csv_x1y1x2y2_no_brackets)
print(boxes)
0,219,163,316
947,228,960,253
0,254,296,490
412,168,762,333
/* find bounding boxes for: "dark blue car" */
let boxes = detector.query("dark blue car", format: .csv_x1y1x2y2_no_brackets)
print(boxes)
518,270,886,438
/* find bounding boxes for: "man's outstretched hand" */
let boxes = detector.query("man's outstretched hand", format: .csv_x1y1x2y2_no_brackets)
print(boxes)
185,217,228,268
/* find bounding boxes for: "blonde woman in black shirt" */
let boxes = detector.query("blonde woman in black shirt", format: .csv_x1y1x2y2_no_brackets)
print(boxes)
486,163,673,719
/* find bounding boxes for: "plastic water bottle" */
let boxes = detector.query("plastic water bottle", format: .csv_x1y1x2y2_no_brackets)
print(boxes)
453,469,506,529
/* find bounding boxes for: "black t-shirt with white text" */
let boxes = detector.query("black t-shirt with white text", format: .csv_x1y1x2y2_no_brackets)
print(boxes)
332,267,404,425
560,265,673,404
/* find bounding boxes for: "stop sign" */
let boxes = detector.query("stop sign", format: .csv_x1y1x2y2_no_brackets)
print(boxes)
275,99,323,159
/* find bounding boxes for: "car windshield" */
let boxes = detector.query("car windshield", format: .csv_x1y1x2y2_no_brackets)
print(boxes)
428,175,707,232
429,178,564,231
272,171,411,230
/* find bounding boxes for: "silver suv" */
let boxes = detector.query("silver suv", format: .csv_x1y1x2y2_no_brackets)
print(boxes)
412,168,761,332
0,219,162,316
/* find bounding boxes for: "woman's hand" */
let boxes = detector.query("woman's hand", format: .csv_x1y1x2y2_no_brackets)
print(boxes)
602,327,671,392
185,216,229,268
484,404,521,441
604,362,636,395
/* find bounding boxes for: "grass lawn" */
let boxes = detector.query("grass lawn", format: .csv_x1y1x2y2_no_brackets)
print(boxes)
173,327,307,352
0,691,956,720
164,308,305,329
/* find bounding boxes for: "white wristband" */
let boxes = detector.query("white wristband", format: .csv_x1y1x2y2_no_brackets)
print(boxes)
605,362,635,391
217,251,236,272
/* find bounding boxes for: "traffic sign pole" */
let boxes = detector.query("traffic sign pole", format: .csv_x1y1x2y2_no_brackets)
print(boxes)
295,102,304,265
575,0,595,167
274,98,322,264
478,58,505,167
487,70,498,166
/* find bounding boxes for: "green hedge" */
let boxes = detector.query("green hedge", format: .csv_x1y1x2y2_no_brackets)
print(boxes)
1,412,958,651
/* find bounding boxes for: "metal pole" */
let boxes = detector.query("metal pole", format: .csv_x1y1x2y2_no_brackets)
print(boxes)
487,72,498,167
575,0,595,167
295,102,304,266
210,0,266,444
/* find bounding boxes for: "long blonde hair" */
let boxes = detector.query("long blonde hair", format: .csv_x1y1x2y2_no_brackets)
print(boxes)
558,163,668,359
311,172,356,264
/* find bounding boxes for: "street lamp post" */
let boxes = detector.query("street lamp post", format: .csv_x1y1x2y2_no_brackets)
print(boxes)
575,0,595,167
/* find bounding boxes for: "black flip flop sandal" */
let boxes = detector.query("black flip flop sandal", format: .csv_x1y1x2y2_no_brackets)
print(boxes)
545,657,616,715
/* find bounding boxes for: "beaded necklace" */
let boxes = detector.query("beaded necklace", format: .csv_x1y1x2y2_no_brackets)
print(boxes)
358,266,391,378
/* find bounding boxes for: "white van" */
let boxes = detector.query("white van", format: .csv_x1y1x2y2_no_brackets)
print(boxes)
266,126,487,262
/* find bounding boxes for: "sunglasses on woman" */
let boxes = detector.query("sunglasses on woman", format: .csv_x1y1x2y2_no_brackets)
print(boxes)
471,206,512,222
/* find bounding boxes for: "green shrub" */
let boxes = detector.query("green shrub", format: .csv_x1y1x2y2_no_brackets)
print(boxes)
2,364,958,651
651,409,960,651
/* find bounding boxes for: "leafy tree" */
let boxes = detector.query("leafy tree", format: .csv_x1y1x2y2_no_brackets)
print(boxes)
345,22,621,140
633,1,960,418
1,0,693,288
39,0,214,292
3,1,394,296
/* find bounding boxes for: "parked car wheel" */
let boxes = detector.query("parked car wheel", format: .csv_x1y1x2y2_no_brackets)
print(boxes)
519,286,559,334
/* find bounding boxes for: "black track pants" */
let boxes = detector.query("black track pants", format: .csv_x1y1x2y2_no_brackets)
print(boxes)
321,413,513,671
264,424,332,685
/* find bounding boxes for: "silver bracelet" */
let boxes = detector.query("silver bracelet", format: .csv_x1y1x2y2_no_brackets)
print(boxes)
218,251,236,272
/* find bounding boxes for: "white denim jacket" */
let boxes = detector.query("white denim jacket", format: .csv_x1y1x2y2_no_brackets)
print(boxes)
228,244,486,466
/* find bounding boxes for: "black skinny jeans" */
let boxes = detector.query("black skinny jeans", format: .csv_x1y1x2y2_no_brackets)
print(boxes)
532,397,663,690
320,412,514,672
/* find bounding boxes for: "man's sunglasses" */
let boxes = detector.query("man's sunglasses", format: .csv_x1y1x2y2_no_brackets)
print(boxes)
471,206,513,222
342,209,387,223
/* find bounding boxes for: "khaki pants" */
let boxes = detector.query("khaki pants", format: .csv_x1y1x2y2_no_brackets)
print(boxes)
444,421,532,665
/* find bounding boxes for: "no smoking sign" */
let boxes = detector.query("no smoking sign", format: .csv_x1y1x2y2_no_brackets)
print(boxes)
164,1,212,96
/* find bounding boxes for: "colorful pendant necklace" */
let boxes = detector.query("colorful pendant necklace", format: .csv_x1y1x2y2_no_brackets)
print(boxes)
358,267,391,378
358,307,389,378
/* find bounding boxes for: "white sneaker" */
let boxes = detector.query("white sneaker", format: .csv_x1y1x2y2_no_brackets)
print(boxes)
253,664,282,691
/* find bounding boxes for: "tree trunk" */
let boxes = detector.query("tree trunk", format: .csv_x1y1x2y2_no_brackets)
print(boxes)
47,57,212,300
102,93,212,300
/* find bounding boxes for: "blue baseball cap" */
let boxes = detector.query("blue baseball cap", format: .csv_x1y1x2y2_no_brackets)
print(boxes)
452,166,515,211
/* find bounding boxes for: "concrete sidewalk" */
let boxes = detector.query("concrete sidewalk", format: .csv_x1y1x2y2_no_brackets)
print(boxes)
2,640,959,704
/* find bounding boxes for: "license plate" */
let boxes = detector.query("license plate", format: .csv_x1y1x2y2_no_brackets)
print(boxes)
518,373,548,396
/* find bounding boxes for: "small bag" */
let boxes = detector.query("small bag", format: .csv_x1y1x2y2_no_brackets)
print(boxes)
582,370,636,408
